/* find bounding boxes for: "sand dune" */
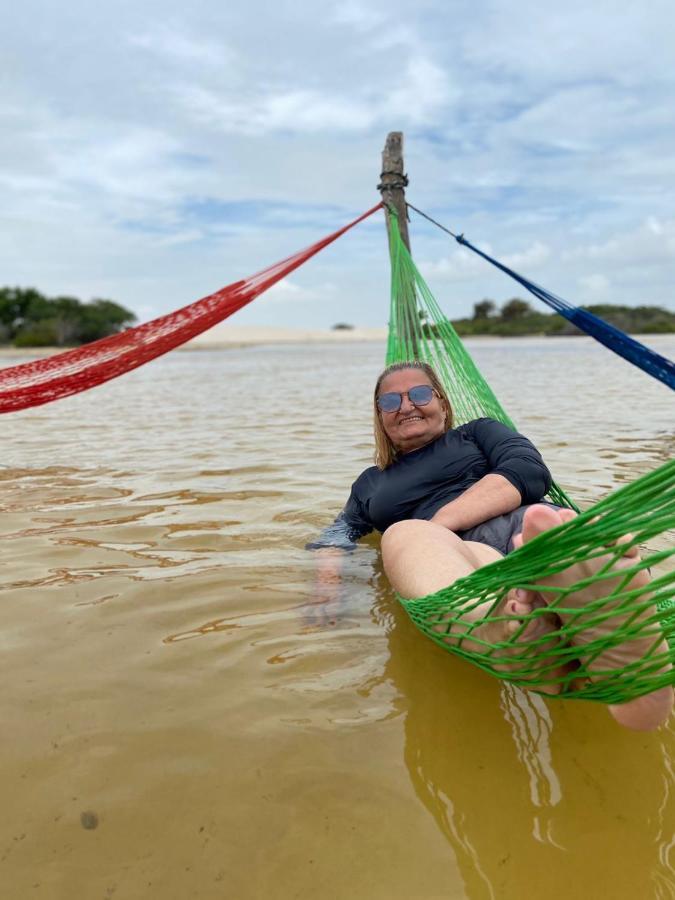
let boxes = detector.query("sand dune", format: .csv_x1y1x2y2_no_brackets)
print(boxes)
0,326,389,361
182,325,388,348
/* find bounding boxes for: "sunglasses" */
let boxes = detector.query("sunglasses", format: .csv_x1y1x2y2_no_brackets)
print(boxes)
376,384,437,413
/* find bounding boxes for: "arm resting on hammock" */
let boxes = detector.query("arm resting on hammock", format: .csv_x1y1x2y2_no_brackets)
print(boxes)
431,418,552,532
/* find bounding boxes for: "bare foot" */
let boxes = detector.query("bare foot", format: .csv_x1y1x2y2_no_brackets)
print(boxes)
513,505,673,731
431,589,570,694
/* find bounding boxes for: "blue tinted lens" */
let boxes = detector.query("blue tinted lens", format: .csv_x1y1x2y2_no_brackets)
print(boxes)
377,392,401,412
409,385,434,406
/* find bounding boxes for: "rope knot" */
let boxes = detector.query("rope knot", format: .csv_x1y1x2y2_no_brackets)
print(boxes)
377,170,409,192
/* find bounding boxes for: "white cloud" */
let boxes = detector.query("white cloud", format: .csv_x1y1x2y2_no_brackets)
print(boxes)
331,0,384,31
382,57,454,124
153,229,204,247
330,2,419,52
502,241,551,270
578,273,610,298
564,218,675,267
129,25,233,67
420,241,550,281
419,249,486,281
261,279,337,305
460,2,675,86
174,85,374,135
173,55,450,137
491,84,668,157
1,1,674,326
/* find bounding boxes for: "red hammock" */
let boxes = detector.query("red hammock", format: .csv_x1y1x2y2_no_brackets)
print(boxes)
0,203,383,413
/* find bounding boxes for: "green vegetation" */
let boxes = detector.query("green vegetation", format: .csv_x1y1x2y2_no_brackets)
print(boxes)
447,299,675,337
0,288,136,347
1,287,672,347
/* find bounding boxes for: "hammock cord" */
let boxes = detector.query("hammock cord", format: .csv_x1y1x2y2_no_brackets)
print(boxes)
0,203,383,413
406,202,675,391
386,209,675,704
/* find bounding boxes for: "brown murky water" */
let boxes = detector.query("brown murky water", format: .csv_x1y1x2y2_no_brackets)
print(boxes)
1,336,674,900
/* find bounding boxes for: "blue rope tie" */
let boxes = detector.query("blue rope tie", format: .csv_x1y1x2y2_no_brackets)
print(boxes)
408,204,675,391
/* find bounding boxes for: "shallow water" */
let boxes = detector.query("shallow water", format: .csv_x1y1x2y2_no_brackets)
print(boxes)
1,336,674,899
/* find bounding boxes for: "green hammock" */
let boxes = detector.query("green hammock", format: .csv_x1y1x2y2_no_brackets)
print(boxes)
385,213,675,704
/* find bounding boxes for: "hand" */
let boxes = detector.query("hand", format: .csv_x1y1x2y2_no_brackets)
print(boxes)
430,475,522,533
302,548,345,629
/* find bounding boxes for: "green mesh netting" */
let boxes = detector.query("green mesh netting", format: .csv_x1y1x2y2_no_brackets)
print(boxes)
385,212,675,703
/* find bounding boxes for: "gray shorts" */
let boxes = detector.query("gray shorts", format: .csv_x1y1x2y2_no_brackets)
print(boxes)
458,503,561,557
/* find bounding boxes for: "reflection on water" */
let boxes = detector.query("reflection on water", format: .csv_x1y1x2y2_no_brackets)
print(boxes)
381,564,675,899
1,337,674,899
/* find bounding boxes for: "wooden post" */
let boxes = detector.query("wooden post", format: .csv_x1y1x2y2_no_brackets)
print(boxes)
378,131,417,354
379,131,411,252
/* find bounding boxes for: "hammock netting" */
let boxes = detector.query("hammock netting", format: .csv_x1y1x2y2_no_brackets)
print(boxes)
385,212,674,705
0,203,382,413
1,195,672,707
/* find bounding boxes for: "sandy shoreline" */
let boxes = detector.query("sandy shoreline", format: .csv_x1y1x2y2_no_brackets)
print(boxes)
0,326,672,360
182,325,389,348
0,326,390,359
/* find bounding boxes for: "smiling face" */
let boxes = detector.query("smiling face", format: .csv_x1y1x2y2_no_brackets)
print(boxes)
377,367,448,454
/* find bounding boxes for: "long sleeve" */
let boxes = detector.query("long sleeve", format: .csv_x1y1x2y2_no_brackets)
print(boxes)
306,483,374,551
463,418,552,503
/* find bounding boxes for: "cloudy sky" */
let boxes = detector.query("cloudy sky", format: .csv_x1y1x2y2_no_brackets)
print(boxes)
3,0,675,328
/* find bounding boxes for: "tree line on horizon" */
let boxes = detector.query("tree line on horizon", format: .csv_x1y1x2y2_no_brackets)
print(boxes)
1,287,673,348
448,298,675,336
0,287,136,347
333,298,675,336
333,297,675,337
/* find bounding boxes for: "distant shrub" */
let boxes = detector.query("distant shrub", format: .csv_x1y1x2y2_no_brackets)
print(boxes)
13,320,60,347
0,287,136,347
449,299,675,336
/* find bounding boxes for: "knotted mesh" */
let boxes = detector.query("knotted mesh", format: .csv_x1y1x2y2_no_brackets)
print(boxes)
0,203,382,413
386,212,674,704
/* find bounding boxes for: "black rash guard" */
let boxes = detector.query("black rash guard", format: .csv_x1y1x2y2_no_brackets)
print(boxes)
308,417,552,550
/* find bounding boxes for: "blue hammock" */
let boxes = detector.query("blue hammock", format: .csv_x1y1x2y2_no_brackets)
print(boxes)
407,203,675,392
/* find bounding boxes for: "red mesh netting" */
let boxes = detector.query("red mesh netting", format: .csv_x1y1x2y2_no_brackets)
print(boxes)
0,203,382,413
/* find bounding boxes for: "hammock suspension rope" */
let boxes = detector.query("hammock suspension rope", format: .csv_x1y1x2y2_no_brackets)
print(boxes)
406,202,675,391
0,203,383,413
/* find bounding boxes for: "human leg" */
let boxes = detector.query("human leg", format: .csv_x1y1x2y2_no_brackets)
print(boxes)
382,519,564,688
381,519,499,599
513,504,673,730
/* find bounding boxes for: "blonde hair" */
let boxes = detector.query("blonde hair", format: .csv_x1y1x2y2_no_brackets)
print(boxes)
373,361,454,469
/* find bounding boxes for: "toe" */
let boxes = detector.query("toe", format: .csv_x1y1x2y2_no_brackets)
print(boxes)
502,592,531,637
508,589,533,617
503,591,555,641
615,533,640,559
521,504,567,543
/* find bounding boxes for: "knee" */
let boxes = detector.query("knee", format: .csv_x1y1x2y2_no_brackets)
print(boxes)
383,518,426,542
381,519,450,559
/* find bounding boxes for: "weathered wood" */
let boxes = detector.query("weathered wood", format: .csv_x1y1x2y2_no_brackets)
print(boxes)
379,132,411,252
379,132,417,354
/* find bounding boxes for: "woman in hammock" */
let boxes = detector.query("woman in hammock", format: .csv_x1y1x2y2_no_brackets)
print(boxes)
310,360,672,732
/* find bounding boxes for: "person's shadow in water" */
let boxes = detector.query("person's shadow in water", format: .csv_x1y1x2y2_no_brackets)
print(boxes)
367,560,675,900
